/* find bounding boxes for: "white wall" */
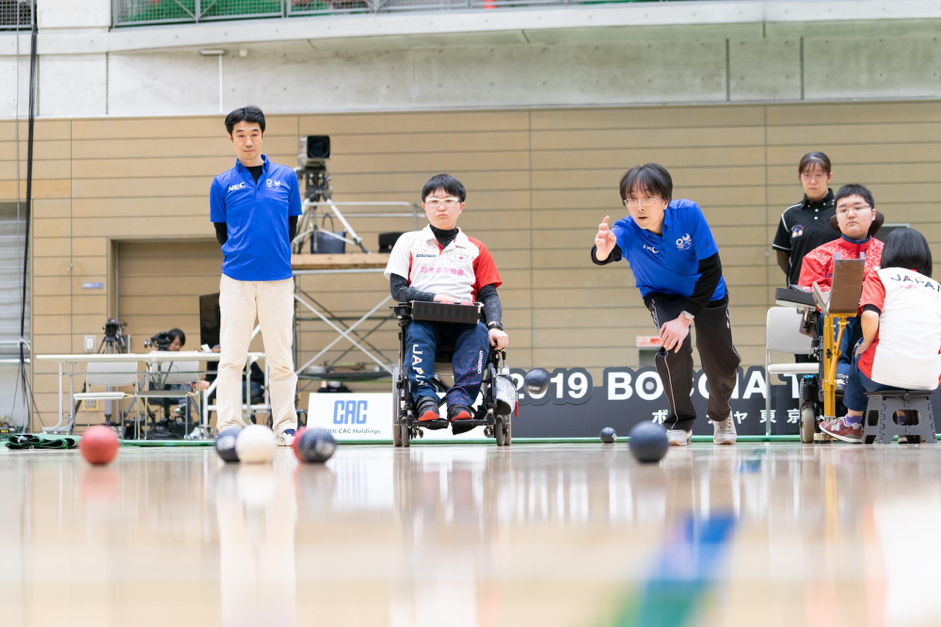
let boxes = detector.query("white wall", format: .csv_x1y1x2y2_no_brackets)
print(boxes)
3,1,941,117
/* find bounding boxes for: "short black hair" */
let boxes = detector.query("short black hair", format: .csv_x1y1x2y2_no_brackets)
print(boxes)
421,174,466,203
224,106,266,135
168,328,186,346
880,228,933,277
619,163,673,202
834,183,874,210
798,151,832,176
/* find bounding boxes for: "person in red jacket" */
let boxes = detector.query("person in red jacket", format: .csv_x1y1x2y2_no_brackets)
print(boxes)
798,184,884,381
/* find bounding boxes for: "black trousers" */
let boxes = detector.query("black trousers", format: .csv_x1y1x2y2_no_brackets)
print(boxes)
645,293,741,432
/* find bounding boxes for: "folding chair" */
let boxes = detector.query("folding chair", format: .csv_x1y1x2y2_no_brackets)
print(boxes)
765,307,817,436
73,361,141,433
137,359,201,439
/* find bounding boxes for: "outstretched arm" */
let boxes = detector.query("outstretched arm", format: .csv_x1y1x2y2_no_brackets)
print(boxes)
591,215,621,264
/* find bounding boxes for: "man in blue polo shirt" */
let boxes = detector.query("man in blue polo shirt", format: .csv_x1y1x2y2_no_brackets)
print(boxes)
209,106,303,445
591,163,741,446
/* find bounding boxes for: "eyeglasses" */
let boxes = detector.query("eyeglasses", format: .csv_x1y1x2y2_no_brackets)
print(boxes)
835,204,872,216
424,198,461,208
801,173,829,182
623,197,662,208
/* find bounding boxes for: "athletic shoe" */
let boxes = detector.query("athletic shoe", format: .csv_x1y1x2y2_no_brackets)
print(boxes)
417,397,448,430
417,397,441,422
819,416,862,443
666,429,691,446
712,417,737,445
447,405,473,421
276,428,296,447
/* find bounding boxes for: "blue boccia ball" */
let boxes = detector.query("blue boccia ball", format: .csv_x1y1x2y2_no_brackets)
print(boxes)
215,427,242,463
296,428,336,464
628,422,669,463
523,368,550,395
599,427,617,443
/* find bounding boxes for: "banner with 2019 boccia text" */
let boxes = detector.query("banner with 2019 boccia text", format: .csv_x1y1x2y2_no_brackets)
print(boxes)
306,366,889,440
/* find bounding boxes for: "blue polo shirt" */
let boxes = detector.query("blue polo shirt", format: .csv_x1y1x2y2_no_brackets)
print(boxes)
209,155,303,282
611,199,727,301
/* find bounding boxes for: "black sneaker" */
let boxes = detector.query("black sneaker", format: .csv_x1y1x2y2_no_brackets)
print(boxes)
416,397,447,430
447,405,473,421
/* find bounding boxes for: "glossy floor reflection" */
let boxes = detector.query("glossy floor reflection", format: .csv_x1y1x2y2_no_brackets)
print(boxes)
2,442,941,626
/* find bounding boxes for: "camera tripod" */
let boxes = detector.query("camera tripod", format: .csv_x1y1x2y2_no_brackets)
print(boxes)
293,163,369,254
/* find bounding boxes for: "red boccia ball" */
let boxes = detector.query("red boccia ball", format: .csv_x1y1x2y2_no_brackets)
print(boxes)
292,427,308,461
79,425,120,466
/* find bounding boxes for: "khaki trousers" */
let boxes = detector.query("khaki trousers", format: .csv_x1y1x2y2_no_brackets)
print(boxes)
216,275,297,434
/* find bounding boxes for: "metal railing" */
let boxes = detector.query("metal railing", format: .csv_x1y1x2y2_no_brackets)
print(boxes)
0,0,33,30
113,0,679,26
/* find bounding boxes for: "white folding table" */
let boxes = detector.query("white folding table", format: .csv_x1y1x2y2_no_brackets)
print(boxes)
36,351,265,436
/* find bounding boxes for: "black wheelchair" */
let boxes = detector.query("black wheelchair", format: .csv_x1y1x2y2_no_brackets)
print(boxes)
391,301,517,448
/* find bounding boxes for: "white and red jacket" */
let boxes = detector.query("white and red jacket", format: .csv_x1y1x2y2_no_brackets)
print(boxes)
384,226,502,302
798,235,884,292
858,268,941,389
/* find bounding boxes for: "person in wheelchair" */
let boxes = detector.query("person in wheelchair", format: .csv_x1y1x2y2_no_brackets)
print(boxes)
821,228,941,442
384,174,509,429
797,184,884,386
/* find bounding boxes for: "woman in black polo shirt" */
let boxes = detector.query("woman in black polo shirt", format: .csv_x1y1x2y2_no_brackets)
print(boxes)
772,152,839,288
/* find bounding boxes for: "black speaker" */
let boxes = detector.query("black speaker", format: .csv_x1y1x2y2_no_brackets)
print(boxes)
379,232,404,253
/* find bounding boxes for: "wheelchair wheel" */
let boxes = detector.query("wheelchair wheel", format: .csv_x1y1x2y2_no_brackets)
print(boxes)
800,405,816,443
495,416,511,447
392,367,403,448
400,422,411,448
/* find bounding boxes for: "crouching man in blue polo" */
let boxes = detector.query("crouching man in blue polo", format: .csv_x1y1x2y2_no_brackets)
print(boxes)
210,106,302,445
591,163,741,446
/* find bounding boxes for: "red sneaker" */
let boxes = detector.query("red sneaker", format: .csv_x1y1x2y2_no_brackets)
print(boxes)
819,416,863,443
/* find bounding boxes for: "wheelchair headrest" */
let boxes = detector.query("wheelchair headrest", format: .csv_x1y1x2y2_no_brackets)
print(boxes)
829,210,884,237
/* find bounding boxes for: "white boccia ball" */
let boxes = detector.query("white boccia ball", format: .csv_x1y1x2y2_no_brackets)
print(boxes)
235,424,276,463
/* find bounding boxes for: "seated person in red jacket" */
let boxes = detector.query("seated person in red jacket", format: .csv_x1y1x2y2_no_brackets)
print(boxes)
822,228,941,442
798,184,884,380
384,174,509,428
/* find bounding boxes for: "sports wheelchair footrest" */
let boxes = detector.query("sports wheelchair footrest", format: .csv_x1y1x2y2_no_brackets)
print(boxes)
411,418,449,431
448,418,494,429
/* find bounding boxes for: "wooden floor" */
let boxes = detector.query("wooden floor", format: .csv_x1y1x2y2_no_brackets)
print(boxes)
2,441,941,627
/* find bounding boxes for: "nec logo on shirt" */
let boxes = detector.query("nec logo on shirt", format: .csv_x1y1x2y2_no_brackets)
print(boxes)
643,245,660,255
227,182,246,192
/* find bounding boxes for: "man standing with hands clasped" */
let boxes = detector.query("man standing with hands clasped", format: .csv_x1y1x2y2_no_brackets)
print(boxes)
210,106,302,445
591,163,741,446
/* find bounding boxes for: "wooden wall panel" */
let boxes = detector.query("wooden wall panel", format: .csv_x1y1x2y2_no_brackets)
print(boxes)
5,100,941,429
